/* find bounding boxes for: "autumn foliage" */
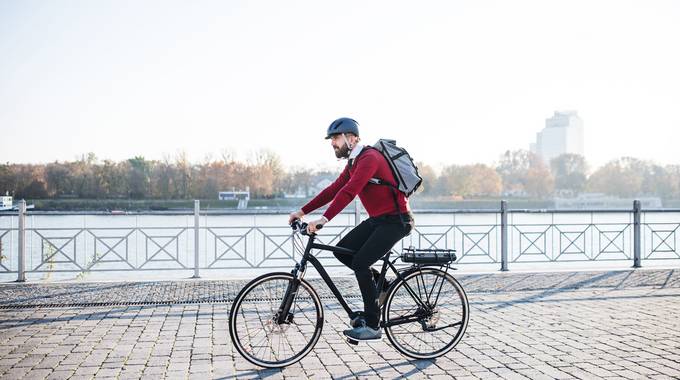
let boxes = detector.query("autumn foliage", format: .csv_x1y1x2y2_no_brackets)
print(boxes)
1,150,679,200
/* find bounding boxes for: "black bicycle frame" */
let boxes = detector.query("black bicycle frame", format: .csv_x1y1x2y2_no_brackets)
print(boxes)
277,232,438,328
297,237,357,316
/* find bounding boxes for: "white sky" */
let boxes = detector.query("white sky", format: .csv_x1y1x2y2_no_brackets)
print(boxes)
1,0,679,172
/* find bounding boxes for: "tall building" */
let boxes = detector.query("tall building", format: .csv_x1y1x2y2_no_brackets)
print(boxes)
530,111,584,163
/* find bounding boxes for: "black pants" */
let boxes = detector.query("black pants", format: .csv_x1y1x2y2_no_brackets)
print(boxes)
333,213,414,329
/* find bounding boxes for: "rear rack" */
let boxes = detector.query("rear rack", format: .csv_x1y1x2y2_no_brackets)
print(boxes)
401,246,457,264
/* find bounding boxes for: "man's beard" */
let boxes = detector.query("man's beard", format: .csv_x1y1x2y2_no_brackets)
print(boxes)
334,144,350,159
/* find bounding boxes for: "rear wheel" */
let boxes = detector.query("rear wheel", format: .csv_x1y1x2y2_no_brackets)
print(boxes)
383,267,469,359
229,272,323,368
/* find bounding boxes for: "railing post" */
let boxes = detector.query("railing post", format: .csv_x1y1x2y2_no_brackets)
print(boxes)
633,200,641,268
17,200,26,282
193,200,200,278
500,200,508,272
354,198,361,226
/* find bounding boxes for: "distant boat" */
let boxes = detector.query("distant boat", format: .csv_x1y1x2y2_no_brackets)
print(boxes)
0,204,35,212
110,210,127,215
0,196,35,211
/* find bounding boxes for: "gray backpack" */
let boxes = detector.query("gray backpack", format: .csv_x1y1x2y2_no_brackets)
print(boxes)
369,139,422,197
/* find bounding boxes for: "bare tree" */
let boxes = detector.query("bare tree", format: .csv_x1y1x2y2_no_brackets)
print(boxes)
496,150,554,197
438,164,502,197
416,162,437,196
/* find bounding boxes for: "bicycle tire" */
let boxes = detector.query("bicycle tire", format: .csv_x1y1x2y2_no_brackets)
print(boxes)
229,272,324,368
383,267,469,359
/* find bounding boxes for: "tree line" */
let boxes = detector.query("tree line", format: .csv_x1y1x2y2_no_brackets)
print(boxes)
421,151,680,199
1,150,679,200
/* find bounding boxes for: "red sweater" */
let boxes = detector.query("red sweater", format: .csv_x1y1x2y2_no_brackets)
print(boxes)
301,148,410,221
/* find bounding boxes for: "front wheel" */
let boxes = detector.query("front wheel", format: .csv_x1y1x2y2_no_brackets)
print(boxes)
229,272,324,368
383,267,469,359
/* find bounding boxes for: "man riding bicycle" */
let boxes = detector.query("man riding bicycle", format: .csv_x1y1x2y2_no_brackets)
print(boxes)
288,117,414,341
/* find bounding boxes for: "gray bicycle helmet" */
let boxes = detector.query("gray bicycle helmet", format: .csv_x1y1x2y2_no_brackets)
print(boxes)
325,117,359,139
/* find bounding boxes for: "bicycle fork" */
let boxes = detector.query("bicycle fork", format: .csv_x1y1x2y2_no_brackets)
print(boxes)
276,263,305,324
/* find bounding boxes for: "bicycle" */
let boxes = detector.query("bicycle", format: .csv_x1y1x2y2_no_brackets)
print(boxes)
228,219,470,368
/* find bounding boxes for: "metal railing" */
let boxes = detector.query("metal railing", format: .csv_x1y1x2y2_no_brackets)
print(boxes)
0,199,679,281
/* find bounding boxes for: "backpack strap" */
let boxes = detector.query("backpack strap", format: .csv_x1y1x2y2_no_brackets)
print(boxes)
369,178,405,225
344,146,372,179
347,147,405,225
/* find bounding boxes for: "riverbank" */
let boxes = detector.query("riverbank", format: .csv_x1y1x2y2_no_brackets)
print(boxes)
4,197,564,212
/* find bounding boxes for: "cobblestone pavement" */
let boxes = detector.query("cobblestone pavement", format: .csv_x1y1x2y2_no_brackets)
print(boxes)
1,269,679,379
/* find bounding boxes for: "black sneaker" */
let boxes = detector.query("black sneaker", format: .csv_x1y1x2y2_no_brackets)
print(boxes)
343,320,382,341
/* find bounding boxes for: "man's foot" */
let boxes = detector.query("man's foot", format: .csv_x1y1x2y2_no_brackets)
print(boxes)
343,320,382,341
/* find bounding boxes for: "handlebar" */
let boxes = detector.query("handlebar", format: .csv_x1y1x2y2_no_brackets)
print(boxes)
290,219,323,235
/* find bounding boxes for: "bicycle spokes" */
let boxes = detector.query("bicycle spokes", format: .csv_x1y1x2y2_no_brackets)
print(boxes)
229,273,324,368
383,268,470,359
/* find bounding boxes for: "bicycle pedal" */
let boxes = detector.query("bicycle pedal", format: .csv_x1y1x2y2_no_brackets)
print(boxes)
346,337,359,345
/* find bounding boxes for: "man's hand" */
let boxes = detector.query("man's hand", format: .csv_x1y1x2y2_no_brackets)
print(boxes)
306,218,327,234
288,210,305,225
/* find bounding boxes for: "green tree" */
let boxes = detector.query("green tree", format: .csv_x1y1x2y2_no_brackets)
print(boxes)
127,156,152,199
151,158,176,199
550,154,588,194
105,160,129,198
641,163,674,198
21,180,49,198
0,164,14,196
662,165,680,199
45,162,73,197
71,153,99,198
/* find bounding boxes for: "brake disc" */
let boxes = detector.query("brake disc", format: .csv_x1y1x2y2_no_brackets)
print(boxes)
264,315,291,334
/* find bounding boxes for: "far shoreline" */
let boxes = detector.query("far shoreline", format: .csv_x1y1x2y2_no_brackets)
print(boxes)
1,196,677,213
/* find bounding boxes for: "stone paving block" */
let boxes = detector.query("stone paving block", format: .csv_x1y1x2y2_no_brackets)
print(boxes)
300,356,324,370
73,366,99,376
47,369,76,380
142,365,167,375
1,366,32,379
22,368,53,379
0,357,23,367
146,356,170,367
489,367,532,380
94,368,120,377
648,376,677,380
164,370,188,379
325,364,351,375
123,357,147,366
653,364,680,378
